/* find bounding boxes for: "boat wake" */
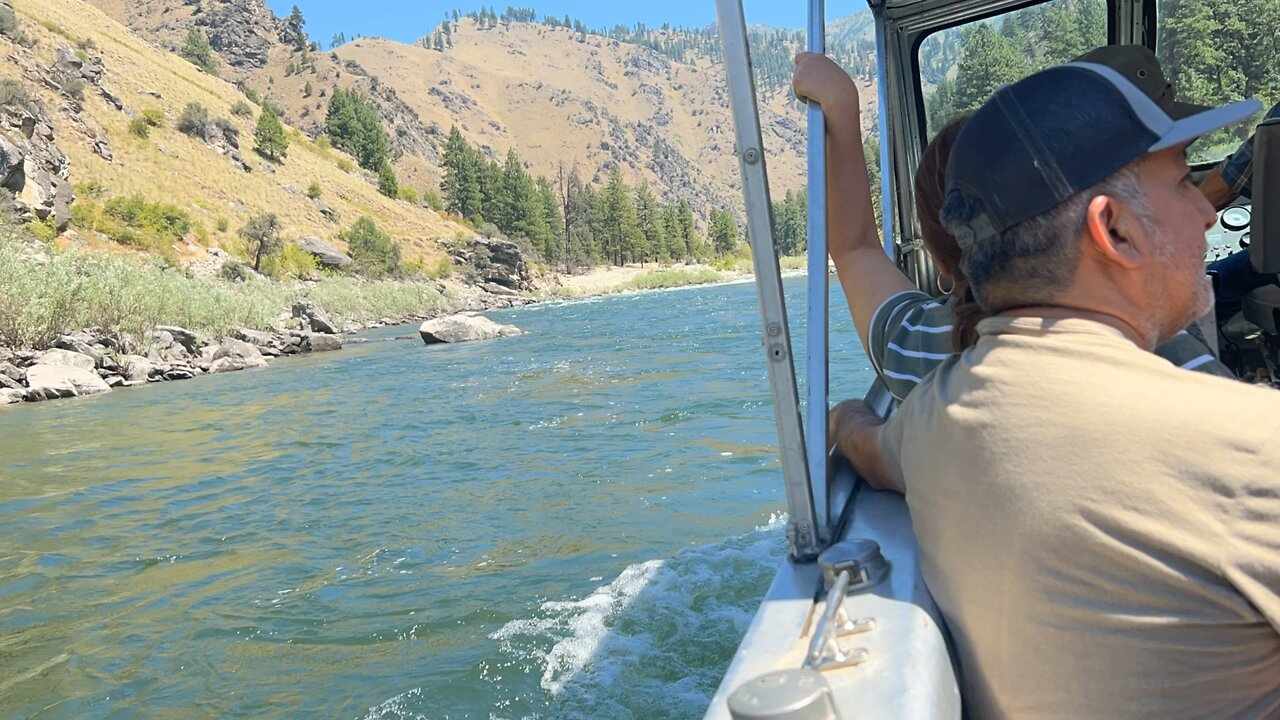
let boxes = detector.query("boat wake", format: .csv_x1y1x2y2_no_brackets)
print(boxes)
488,514,787,719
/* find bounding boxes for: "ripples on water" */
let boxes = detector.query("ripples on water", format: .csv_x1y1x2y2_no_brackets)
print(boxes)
0,278,874,719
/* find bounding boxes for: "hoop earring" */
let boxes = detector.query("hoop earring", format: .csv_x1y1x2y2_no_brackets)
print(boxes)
936,274,955,296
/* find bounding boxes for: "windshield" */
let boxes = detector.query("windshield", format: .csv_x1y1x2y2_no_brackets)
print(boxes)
919,0,1107,135
1156,0,1279,165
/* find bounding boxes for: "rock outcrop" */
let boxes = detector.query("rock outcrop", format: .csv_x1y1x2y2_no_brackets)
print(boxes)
291,301,338,334
0,95,74,229
450,237,533,291
295,236,351,268
196,0,276,70
419,314,521,344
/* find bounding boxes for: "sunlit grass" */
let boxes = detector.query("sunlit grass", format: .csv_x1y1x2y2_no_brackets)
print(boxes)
0,232,442,350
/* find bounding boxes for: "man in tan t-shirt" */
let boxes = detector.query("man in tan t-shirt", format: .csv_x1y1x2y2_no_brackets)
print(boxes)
831,63,1280,718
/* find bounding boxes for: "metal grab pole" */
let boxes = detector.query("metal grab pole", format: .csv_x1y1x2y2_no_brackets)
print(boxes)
715,0,822,560
874,18,896,260
805,0,830,544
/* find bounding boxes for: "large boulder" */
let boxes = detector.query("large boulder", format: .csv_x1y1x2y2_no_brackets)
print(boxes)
291,301,338,334
0,388,24,405
418,315,522,345
118,354,155,383
450,237,534,291
33,348,95,370
25,361,110,401
295,236,351,268
299,332,343,353
210,339,268,373
156,325,201,354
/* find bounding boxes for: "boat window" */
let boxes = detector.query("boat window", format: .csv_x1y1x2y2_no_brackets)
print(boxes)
1156,1,1280,165
919,0,1107,136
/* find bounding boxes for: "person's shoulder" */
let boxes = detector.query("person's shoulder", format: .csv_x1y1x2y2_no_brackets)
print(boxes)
868,290,951,401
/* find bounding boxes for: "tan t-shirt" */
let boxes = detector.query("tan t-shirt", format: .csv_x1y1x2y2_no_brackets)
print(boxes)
878,316,1280,720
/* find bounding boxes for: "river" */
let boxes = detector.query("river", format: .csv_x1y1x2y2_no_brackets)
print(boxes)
0,276,876,719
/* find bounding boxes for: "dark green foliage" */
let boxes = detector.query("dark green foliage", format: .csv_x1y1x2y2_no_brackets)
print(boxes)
177,102,209,135
331,32,346,49
238,213,282,272
441,125,484,221
710,208,740,256
128,117,151,139
230,100,254,117
1159,0,1280,155
303,80,313,97
342,216,401,276
181,28,218,75
377,162,399,198
325,87,389,171
285,5,309,51
254,105,288,161
306,182,322,200
772,188,806,256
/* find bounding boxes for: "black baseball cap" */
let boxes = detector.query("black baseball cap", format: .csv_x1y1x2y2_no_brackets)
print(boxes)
942,62,1261,249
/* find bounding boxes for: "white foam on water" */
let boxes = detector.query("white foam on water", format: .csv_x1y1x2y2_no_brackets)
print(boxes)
488,515,787,719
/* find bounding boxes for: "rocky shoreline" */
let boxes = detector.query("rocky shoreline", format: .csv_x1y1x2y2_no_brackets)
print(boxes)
0,286,536,408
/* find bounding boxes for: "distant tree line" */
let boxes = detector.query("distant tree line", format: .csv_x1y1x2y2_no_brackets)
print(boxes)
440,126,738,269
416,6,878,97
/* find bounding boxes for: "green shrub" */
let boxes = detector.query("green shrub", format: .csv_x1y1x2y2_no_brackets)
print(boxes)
76,36,96,51
306,182,322,199
230,100,253,117
262,240,319,279
128,117,151,139
25,217,58,243
220,259,251,282
181,28,219,75
0,79,27,107
103,194,192,241
141,108,165,127
74,179,106,199
377,163,399,198
422,188,443,211
216,216,229,233
622,268,724,291
336,158,355,173
341,216,401,277
316,135,331,150
63,78,86,101
70,200,99,229
177,103,209,135
396,186,419,204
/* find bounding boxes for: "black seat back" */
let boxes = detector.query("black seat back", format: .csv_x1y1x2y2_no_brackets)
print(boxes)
1251,118,1280,275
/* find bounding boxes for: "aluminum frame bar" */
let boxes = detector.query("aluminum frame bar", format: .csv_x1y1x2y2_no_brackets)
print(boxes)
805,0,831,545
715,0,823,560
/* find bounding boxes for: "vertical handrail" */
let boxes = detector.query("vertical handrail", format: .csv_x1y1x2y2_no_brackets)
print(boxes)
874,17,896,259
715,0,823,560
805,0,830,545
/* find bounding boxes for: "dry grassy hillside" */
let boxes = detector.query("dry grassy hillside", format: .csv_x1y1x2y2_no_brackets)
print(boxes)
12,0,461,264
337,19,821,216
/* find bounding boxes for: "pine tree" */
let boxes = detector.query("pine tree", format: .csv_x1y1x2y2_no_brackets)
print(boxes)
602,167,641,265
325,87,389,171
182,28,218,76
287,5,309,51
254,105,288,161
378,162,399,198
441,126,485,222
677,199,698,261
634,181,664,265
710,208,740,256
331,32,346,49
952,24,1033,114
536,176,564,265
303,80,313,97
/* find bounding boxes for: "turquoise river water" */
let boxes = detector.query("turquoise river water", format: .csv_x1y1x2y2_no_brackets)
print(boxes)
0,276,876,719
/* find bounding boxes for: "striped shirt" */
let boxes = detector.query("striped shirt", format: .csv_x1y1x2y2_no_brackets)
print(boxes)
1218,101,1280,200
868,290,1235,402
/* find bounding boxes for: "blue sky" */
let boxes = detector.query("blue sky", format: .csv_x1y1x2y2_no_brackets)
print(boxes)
265,0,867,48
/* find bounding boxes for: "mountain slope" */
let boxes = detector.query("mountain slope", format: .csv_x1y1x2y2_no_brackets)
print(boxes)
7,0,462,264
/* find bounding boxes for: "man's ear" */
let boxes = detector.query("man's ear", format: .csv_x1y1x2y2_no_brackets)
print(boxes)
1084,194,1145,269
